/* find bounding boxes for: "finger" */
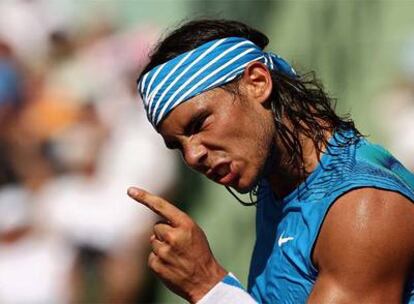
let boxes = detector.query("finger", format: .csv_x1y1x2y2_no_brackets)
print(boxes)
128,187,186,226
150,239,177,266
151,239,172,262
151,238,166,257
148,251,160,273
148,251,173,277
153,222,174,243
152,239,177,265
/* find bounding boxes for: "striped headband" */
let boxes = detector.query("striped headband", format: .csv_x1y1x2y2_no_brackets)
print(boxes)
138,37,296,128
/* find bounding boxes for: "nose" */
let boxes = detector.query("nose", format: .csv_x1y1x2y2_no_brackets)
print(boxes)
182,140,208,170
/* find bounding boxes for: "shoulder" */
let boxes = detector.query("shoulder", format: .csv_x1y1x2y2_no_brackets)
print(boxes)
314,187,414,268
311,187,414,301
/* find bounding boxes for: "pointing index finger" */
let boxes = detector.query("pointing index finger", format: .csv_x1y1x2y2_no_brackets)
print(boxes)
127,187,185,226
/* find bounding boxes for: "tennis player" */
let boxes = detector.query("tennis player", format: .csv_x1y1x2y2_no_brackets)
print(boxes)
129,19,414,303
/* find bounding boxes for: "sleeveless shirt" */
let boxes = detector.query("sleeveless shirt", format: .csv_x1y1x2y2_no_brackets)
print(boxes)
248,129,414,303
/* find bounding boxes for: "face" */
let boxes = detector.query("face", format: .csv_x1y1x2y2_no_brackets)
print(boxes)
158,65,276,192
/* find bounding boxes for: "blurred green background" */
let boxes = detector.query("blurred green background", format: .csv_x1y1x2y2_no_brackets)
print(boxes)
130,1,414,303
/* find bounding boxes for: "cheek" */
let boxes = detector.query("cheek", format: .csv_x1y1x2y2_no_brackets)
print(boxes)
213,102,274,161
240,115,275,174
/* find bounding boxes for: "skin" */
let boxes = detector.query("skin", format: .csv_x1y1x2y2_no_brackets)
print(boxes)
128,62,414,303
309,188,414,303
158,62,276,193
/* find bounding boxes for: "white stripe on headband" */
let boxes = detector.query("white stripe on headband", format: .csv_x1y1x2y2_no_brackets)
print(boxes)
149,39,228,125
154,41,253,126
156,50,260,126
147,50,194,113
138,37,295,128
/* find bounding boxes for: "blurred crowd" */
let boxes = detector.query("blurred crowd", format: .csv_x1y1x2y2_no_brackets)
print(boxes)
0,1,178,303
377,36,414,171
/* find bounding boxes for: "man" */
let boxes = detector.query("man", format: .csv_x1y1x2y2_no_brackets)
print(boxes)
129,19,414,303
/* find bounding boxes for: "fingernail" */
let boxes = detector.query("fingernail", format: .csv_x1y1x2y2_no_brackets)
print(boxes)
127,187,139,197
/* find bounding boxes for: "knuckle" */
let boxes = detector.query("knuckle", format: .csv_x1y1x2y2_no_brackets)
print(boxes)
158,246,170,258
153,227,167,242
148,253,160,272
154,199,164,211
150,264,161,275
148,252,156,266
181,218,194,229
153,224,160,235
163,231,174,243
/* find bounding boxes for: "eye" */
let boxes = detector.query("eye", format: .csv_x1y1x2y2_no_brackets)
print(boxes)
193,116,206,133
164,138,181,151
186,113,209,135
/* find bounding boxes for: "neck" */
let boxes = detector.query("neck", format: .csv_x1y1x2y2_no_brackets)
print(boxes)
266,130,331,199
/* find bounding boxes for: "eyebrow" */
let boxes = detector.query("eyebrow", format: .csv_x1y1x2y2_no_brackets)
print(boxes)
163,109,207,150
184,111,207,135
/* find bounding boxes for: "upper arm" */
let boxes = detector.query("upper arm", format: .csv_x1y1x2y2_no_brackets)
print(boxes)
309,188,414,304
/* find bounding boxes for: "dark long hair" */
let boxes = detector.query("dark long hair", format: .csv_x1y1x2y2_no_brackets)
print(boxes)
138,19,361,203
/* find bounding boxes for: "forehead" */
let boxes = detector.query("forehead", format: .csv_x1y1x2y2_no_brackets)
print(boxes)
157,88,226,134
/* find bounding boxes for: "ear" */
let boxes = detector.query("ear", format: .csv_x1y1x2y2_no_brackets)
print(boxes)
241,61,272,105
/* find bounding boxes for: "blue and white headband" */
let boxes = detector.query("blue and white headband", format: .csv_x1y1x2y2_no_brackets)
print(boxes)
138,37,296,128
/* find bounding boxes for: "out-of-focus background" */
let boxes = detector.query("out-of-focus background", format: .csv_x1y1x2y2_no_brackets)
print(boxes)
0,1,413,303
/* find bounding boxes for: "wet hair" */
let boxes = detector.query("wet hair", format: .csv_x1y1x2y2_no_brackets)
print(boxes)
138,19,361,204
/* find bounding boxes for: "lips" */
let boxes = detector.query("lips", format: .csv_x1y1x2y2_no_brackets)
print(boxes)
207,162,238,186
217,170,238,186
215,163,230,176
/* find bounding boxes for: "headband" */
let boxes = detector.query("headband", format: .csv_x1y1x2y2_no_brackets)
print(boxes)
138,37,295,127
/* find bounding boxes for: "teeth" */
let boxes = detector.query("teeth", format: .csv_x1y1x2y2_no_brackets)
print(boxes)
216,165,229,177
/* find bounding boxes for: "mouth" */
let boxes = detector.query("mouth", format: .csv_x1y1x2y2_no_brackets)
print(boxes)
207,162,239,186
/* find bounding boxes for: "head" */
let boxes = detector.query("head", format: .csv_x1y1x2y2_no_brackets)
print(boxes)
137,19,360,195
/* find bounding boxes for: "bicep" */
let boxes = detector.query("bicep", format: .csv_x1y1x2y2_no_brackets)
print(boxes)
308,188,414,303
308,267,406,303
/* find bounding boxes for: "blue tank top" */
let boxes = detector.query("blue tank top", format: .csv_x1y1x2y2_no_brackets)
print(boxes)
248,129,414,303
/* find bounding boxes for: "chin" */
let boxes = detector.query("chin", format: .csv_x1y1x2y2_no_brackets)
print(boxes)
236,162,269,193
232,175,258,194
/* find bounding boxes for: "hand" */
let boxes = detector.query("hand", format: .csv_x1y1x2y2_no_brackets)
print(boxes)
127,187,227,303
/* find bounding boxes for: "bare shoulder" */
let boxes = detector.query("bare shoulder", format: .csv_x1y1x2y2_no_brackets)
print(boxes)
313,187,414,270
310,187,414,303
